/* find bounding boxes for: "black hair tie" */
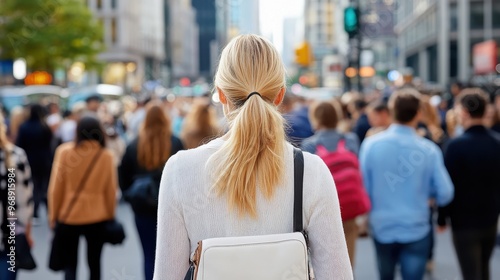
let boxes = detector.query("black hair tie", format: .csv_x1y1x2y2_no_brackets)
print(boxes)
245,92,262,102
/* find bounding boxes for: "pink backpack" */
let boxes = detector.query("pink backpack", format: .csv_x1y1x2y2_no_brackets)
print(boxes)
316,139,371,221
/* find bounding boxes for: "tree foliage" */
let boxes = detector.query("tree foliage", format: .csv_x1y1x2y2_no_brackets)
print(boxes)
0,0,104,71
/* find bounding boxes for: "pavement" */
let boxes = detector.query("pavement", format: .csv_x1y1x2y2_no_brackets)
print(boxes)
18,204,500,280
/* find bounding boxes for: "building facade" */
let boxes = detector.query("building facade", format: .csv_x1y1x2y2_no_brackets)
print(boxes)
396,0,500,87
304,0,339,59
87,0,165,89
168,0,199,80
192,0,217,79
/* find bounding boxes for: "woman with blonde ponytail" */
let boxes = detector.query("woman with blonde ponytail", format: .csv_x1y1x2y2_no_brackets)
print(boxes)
154,34,352,280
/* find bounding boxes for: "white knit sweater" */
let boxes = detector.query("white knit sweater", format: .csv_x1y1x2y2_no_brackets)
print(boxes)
153,138,353,279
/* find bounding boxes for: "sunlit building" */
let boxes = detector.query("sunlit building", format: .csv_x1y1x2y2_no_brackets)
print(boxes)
86,0,165,90
304,0,339,59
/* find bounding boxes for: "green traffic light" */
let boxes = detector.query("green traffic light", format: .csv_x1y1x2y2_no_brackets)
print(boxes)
344,7,359,33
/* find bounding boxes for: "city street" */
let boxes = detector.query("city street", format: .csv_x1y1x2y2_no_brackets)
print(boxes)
17,203,500,280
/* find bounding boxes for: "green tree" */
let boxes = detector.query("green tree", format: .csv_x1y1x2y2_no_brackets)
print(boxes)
0,0,104,72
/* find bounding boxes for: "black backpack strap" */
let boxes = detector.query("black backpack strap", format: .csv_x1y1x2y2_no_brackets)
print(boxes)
293,147,304,233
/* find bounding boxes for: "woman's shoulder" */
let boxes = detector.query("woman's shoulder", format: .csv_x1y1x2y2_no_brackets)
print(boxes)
56,142,76,153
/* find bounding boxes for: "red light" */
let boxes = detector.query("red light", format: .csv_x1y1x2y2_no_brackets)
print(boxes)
180,77,191,87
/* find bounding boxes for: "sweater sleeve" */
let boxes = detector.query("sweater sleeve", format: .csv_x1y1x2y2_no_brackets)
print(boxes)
13,148,33,228
153,154,190,280
48,146,65,225
304,154,354,279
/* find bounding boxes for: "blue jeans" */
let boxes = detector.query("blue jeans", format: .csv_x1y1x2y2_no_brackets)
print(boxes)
135,214,157,280
374,232,432,280
0,250,17,280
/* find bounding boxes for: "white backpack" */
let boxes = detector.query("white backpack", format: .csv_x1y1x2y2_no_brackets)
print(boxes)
184,148,314,280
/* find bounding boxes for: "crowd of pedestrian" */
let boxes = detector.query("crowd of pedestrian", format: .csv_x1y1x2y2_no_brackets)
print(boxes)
0,35,499,280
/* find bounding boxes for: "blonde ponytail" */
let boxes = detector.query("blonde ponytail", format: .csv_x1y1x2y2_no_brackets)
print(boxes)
209,34,287,218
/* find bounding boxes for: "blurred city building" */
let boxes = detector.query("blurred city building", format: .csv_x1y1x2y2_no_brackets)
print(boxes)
168,0,200,82
396,0,500,87
192,0,217,79
216,0,260,46
304,0,341,60
282,17,304,69
86,0,166,90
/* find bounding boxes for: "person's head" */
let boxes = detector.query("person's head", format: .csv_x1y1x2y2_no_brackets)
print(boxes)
138,102,172,170
181,99,219,148
75,114,106,148
420,96,441,127
450,82,464,96
388,88,422,127
85,95,102,112
279,91,296,114
484,104,500,128
354,99,367,113
47,102,59,114
211,34,286,217
309,101,339,131
28,104,48,122
367,101,390,127
454,88,490,128
71,101,87,120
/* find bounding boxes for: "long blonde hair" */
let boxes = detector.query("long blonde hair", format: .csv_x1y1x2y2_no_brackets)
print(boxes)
180,100,220,149
209,34,287,218
137,103,172,170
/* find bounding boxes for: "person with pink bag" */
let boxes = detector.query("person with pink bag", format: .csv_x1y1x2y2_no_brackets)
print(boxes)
302,101,371,268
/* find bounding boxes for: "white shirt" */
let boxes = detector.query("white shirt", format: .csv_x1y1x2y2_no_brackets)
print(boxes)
47,113,62,127
59,120,77,143
153,138,353,280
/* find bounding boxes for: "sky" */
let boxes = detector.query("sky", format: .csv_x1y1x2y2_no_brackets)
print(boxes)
259,0,304,53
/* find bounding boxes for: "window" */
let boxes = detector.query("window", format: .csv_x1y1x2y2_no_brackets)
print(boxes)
493,2,500,28
450,3,457,32
111,18,117,43
111,0,117,9
470,2,484,30
97,0,102,9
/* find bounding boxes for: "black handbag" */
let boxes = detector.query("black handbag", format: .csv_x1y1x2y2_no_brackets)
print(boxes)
15,233,37,270
123,175,159,214
102,219,126,245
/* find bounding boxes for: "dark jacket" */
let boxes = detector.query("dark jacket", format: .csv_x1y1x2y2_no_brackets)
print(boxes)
119,136,184,216
16,120,53,173
353,114,371,144
284,106,314,146
438,126,500,230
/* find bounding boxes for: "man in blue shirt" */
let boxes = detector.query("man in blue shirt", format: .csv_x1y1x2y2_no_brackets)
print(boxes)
359,88,454,280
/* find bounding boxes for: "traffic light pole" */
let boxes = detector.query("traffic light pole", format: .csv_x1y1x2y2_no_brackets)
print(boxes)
354,0,362,93
357,24,362,93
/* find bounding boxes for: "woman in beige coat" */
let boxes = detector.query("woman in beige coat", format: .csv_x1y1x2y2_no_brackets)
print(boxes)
48,114,118,280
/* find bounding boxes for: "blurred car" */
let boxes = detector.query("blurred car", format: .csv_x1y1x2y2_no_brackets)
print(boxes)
0,85,65,113
65,84,124,109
